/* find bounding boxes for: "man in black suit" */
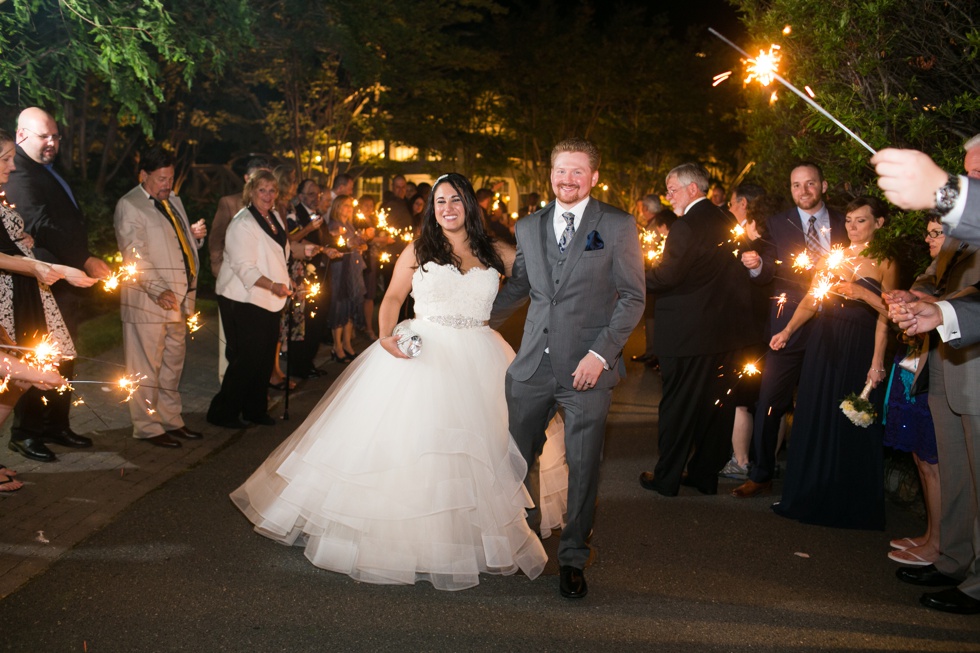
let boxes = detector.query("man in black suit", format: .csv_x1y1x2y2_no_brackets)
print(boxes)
639,162,752,496
286,179,326,378
731,162,847,497
4,107,111,462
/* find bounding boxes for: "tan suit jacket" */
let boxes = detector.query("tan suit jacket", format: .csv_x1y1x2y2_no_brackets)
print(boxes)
210,193,243,277
114,186,202,323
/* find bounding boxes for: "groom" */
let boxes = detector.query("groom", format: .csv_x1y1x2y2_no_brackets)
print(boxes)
491,138,645,598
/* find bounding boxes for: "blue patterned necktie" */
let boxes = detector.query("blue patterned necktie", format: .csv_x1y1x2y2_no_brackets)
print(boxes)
805,215,820,258
558,211,575,253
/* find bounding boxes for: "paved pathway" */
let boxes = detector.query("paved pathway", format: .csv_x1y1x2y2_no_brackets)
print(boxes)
1,309,978,651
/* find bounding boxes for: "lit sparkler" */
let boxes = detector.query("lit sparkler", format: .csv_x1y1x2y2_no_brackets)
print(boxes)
810,272,836,301
304,279,321,300
708,28,877,155
773,292,788,318
116,374,145,403
186,312,202,334
379,252,391,265
102,262,139,292
741,362,761,376
791,251,814,272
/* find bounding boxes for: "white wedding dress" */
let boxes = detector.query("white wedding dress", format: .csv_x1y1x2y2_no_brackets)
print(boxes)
230,263,567,590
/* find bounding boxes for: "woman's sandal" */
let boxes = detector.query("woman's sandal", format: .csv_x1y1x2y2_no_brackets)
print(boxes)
0,467,24,493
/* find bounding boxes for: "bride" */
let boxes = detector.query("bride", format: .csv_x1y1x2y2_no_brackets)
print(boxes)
231,173,566,590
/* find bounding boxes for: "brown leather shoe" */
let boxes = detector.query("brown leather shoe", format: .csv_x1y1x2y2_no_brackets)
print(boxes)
731,479,772,498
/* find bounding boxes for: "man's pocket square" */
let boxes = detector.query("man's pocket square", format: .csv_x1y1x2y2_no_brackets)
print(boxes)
585,230,604,251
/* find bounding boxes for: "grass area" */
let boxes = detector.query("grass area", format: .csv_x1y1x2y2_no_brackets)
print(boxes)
75,298,219,358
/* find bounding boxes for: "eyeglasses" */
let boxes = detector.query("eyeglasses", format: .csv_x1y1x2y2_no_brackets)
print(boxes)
21,127,62,143
925,229,944,239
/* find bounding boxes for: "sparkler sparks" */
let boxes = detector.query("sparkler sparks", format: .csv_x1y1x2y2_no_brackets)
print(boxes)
810,272,836,301
102,262,139,292
116,374,145,403
185,312,203,334
741,363,761,376
773,293,788,318
791,251,814,272
744,44,781,87
708,28,877,155
23,335,63,373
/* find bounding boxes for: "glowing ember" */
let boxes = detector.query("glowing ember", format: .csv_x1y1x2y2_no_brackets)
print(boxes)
712,71,732,87
337,235,346,248
72,397,85,406
810,272,836,301
823,245,848,271
23,335,63,373
117,374,145,403
376,208,389,230
0,374,9,393
731,224,745,239
304,279,321,299
774,292,788,318
742,363,761,376
792,251,814,272
185,312,202,334
744,45,781,87
379,252,391,264
805,85,815,98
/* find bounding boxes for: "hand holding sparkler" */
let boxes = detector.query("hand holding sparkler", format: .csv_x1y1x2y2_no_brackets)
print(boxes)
891,299,944,336
741,250,762,270
84,256,112,280
51,264,99,288
155,289,179,311
190,219,207,240
871,149,950,211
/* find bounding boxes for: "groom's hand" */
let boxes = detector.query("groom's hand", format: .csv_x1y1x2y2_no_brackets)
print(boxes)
572,355,603,391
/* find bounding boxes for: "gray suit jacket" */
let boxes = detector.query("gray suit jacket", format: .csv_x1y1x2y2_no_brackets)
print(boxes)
491,198,645,389
912,235,980,414
114,186,202,324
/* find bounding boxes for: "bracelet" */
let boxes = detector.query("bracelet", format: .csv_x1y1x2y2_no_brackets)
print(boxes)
871,368,885,373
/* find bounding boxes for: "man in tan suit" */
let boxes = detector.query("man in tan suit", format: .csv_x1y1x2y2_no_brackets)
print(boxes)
114,146,207,448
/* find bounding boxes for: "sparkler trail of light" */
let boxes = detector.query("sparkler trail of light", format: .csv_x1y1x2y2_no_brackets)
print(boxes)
773,293,788,319
708,28,877,155
185,312,203,334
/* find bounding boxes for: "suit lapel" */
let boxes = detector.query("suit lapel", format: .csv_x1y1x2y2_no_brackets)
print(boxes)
556,198,602,292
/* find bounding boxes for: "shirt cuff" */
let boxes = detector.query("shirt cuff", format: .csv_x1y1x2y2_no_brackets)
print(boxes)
935,300,960,342
589,350,609,370
941,175,970,231
748,266,762,278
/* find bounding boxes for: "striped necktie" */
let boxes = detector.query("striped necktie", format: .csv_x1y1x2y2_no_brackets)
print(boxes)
558,211,575,253
805,215,820,259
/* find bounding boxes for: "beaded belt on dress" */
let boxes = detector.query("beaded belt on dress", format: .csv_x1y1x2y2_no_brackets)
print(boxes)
421,315,489,329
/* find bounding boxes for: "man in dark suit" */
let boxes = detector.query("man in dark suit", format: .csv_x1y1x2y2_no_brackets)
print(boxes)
731,162,847,497
638,163,752,497
4,107,111,462
491,138,645,599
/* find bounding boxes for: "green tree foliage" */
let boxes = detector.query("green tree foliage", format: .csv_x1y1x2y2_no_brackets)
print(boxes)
0,0,254,134
730,0,978,275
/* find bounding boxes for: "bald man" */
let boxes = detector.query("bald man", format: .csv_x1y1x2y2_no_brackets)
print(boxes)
4,108,111,462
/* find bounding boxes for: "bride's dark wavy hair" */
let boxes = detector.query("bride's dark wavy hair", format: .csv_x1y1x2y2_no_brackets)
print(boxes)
414,172,504,274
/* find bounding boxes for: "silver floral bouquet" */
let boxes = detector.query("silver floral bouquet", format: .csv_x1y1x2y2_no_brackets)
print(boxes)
393,321,422,358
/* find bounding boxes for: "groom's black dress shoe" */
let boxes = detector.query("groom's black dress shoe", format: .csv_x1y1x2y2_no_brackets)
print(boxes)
559,566,587,599
920,588,980,614
639,471,677,497
8,438,56,462
43,429,93,448
896,564,959,587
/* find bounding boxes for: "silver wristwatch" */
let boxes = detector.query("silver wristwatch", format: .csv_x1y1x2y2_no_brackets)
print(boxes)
935,174,961,216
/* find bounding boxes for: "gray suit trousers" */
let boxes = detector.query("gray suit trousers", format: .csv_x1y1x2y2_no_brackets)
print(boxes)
928,350,980,598
506,352,611,569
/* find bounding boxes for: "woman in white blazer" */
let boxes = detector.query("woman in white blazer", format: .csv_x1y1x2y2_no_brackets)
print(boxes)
207,170,292,428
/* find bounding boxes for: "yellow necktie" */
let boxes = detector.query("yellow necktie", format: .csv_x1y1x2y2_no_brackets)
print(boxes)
160,198,196,278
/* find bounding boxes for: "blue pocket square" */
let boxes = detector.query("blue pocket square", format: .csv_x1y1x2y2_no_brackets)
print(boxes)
585,230,604,251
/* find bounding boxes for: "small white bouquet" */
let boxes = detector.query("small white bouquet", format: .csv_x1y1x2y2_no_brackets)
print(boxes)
840,380,877,428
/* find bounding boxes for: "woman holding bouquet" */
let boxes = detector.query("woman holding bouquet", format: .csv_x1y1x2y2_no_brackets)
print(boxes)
769,197,897,529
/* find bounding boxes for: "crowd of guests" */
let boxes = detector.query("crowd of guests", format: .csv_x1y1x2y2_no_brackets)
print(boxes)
0,103,976,614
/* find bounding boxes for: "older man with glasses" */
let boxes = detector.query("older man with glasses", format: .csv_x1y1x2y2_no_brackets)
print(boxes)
3,107,111,462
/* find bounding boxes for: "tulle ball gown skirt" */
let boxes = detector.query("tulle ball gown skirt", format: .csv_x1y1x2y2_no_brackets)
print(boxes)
230,317,550,590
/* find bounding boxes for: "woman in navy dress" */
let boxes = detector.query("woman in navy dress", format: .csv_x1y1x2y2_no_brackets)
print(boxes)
770,197,898,529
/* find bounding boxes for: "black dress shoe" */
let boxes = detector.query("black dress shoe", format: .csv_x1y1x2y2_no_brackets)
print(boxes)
639,471,677,497
559,565,588,599
303,369,325,379
144,434,181,448
896,564,960,587
920,588,980,614
43,429,93,448
8,438,56,462
630,353,651,363
207,416,252,429
166,426,203,440
245,414,276,426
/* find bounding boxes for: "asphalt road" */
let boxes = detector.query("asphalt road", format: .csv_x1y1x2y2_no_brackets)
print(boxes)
1,315,978,652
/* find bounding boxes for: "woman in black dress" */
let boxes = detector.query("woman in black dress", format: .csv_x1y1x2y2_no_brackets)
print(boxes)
770,197,898,529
